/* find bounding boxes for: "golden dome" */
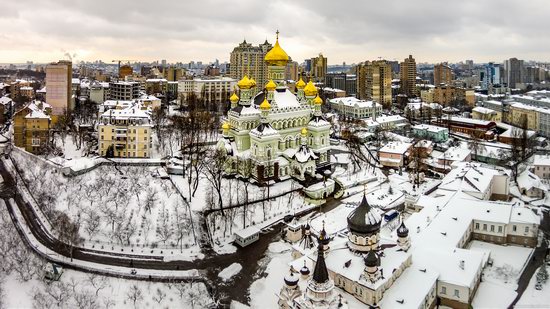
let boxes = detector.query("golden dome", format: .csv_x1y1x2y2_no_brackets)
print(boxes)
301,127,308,135
237,75,253,89
296,78,306,89
265,32,289,66
304,80,317,97
265,79,277,91
222,122,230,130
250,78,257,87
230,92,239,103
260,98,271,110
313,95,323,105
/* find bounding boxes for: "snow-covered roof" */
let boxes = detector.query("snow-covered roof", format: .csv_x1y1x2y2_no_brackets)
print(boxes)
24,101,51,119
329,97,381,109
517,170,547,192
379,266,438,309
412,124,448,133
438,146,471,162
272,89,303,109
533,155,550,166
438,162,497,195
449,117,495,126
0,96,12,105
379,142,411,155
473,106,497,115
235,225,260,239
376,115,406,124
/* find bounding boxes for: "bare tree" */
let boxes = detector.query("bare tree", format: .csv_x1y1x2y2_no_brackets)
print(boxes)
44,281,71,308
467,129,486,161
172,199,190,252
54,212,81,261
86,273,109,296
152,287,166,305
156,203,173,245
125,285,143,309
83,209,101,240
0,273,5,309
73,290,97,309
203,148,227,216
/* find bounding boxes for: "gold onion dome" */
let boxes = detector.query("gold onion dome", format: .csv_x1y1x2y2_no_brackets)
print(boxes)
313,95,323,105
265,79,277,91
304,80,317,96
238,75,254,89
301,127,308,135
222,122,230,130
250,78,257,87
260,98,271,110
296,78,306,89
230,92,239,102
265,32,290,66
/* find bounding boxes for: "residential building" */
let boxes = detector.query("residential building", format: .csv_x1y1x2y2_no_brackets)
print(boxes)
504,58,524,88
328,97,382,119
109,81,140,101
0,96,14,124
472,106,498,122
434,63,453,85
400,55,417,97
379,141,411,167
163,66,185,81
508,102,539,131
310,53,327,83
517,170,546,199
119,65,133,79
412,124,449,142
481,62,501,91
98,102,152,158
356,60,392,108
533,155,550,179
177,77,237,104
46,60,72,120
376,114,408,132
89,82,110,104
13,101,51,154
229,39,273,92
438,117,496,139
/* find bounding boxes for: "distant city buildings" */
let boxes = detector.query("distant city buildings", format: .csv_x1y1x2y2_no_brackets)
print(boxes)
109,81,140,101
504,57,525,89
433,63,453,86
309,53,328,83
177,77,237,105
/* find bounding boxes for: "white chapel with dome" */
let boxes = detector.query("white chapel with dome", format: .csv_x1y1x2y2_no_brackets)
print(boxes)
218,32,332,182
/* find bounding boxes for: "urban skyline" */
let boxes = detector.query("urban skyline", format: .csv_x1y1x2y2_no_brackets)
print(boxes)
1,0,549,64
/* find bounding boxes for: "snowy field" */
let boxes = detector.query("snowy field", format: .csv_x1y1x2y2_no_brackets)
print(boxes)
469,240,533,289
10,150,202,259
3,269,213,309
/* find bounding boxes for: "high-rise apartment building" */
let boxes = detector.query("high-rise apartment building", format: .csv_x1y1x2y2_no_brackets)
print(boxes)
400,55,417,97
481,62,501,91
119,65,133,79
356,60,392,108
46,60,72,119
434,63,453,85
504,57,524,89
310,53,327,83
230,39,272,92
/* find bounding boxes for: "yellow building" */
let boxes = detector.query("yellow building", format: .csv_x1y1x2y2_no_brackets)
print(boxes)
434,63,453,85
98,104,152,158
420,88,435,103
310,53,327,83
356,60,392,108
400,55,417,97
509,102,539,131
13,101,51,154
472,106,500,122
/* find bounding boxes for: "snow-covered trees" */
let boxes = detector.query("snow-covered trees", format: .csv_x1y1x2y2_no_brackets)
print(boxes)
536,263,548,290
126,284,144,309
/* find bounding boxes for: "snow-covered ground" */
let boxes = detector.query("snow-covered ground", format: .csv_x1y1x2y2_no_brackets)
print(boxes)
3,269,213,309
10,150,202,259
516,265,550,308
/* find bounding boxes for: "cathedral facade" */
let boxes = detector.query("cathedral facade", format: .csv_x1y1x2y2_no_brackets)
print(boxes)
218,32,332,182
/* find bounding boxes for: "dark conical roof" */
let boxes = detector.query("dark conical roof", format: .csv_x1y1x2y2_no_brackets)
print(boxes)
347,194,382,235
300,260,310,275
318,223,330,246
397,220,409,238
364,250,379,268
312,244,329,284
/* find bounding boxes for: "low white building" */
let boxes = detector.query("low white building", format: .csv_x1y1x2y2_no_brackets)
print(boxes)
329,97,382,119
533,155,550,179
178,77,237,104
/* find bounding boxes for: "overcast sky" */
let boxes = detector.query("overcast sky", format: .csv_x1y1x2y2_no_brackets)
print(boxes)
1,0,549,65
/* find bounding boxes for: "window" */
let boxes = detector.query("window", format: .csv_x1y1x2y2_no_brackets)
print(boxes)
525,226,529,233
513,225,517,232
498,226,503,233
454,289,460,298
483,224,487,231
490,225,495,232
441,286,446,294
475,223,479,230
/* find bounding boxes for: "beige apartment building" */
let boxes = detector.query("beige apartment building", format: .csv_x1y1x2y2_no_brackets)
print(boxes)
400,55,417,97
356,60,392,108
230,39,272,91
434,63,453,85
98,104,152,158
46,60,72,121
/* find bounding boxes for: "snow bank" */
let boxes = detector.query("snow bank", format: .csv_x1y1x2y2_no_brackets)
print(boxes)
268,241,291,254
218,263,243,281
